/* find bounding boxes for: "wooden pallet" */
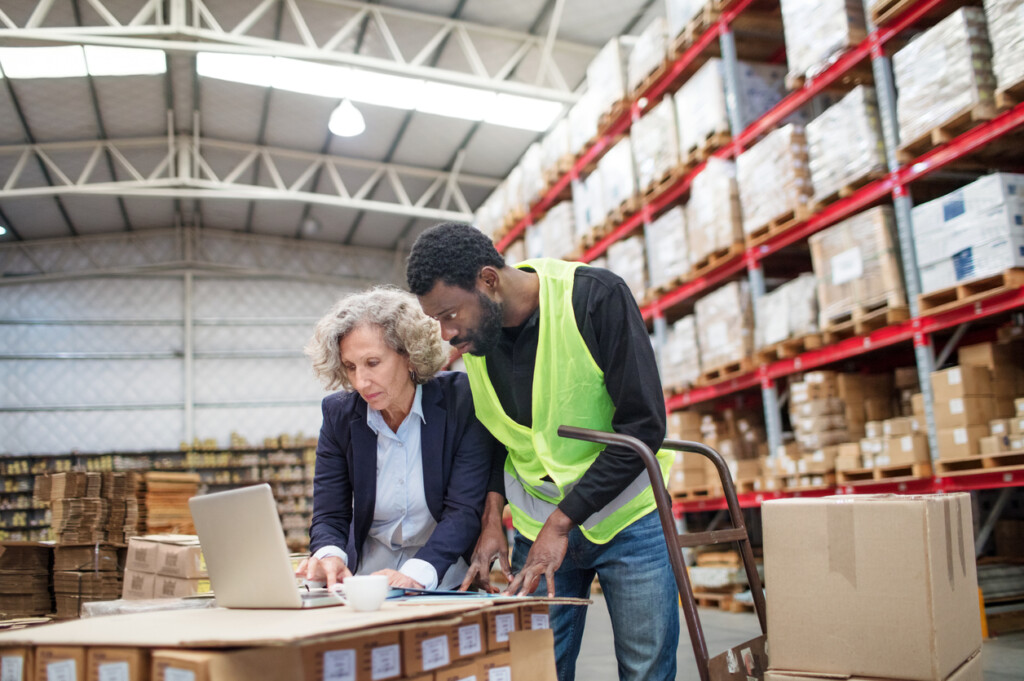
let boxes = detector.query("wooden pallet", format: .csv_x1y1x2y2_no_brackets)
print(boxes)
696,550,742,568
693,591,735,610
870,0,919,26
918,269,1024,316
727,598,757,614
689,240,744,280
683,130,732,167
811,168,888,212
783,474,837,491
836,466,875,484
670,1,725,56
639,164,688,205
671,485,723,500
874,461,933,480
784,43,871,91
744,204,814,248
628,58,673,103
937,449,1024,475
821,300,909,344
597,98,631,136
698,357,754,386
645,271,690,304
896,103,997,164
755,333,823,364
996,79,1024,111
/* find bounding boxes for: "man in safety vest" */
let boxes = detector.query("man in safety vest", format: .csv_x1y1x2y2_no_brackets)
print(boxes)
407,222,679,681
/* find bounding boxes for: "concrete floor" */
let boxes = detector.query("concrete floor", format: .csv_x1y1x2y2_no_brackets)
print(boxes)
574,595,1024,680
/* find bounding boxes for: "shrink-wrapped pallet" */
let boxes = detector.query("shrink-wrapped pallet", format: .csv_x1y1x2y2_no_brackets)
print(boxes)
666,0,710,40
736,123,813,239
686,157,743,264
538,201,576,261
809,206,905,327
660,314,702,388
541,118,572,177
673,59,787,157
524,222,544,261
694,280,754,369
504,237,526,266
984,0,1024,91
892,7,996,148
519,142,545,206
806,85,886,204
644,206,689,291
780,0,867,83
571,174,604,236
755,273,819,348
568,89,602,153
596,136,637,221
607,235,648,304
503,165,526,220
628,18,670,93
586,38,629,119
632,98,681,193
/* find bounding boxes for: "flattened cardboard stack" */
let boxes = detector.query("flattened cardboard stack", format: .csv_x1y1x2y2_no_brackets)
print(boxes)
141,472,200,535
0,544,52,618
47,472,106,544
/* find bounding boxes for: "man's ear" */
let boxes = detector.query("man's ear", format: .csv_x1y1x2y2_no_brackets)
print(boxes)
478,265,500,292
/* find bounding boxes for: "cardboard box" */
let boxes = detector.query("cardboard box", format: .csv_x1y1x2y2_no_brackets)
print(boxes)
1016,397,1024,415
937,426,989,459
520,603,551,631
992,397,1016,419
763,493,980,681
479,651,512,681
729,459,762,480
863,397,892,423
152,648,302,681
436,660,481,681
124,538,161,574
764,650,982,681
402,622,455,674
453,613,486,660
54,546,119,573
864,421,884,439
299,630,403,681
1,648,32,681
990,418,1011,436
958,341,1014,370
509,629,557,681
895,366,921,389
882,417,915,437
153,575,211,599
930,366,993,401
35,647,85,681
125,536,206,578
121,570,154,600
979,435,1003,455
933,396,994,429
485,606,520,651
1012,417,1024,435
884,434,930,466
912,392,925,416
87,648,149,681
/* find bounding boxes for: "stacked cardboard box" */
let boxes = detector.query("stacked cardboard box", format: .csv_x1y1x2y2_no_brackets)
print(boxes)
666,412,710,495
876,415,929,467
984,0,1024,91
686,158,743,264
763,493,982,681
571,174,604,237
606,235,647,304
0,543,52,618
789,372,848,453
893,7,996,148
805,85,886,204
631,98,680,193
52,544,122,619
694,281,754,370
838,372,894,442
122,535,209,600
931,365,998,460
809,206,905,328
754,273,818,349
518,142,545,207
834,441,863,473
658,314,701,389
955,341,1024,454
595,136,636,221
780,0,867,84
736,124,813,238
913,173,1024,293
644,206,689,292
140,472,199,534
536,201,576,261
586,38,629,118
627,18,669,93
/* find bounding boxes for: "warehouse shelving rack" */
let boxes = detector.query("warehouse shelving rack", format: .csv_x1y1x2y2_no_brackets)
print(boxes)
491,0,1024,507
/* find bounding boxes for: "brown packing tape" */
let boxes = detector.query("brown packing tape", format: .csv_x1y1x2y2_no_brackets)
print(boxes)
827,501,857,588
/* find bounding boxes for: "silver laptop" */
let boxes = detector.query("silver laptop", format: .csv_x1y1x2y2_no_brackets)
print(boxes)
188,483,343,609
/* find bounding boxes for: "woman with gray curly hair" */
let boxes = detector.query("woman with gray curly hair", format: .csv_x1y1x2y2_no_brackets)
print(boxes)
297,286,495,591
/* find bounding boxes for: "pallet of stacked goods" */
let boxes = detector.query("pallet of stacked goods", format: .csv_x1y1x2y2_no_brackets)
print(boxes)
808,206,908,341
536,201,576,263
685,158,744,276
593,135,638,235
631,98,682,201
568,88,602,160
666,411,708,498
627,18,671,99
753,273,821,363
912,173,1024,305
643,206,690,303
667,409,766,498
540,118,574,186
779,0,870,91
587,37,631,131
658,314,701,395
892,7,997,162
786,371,848,489
0,543,52,621
605,234,648,305
984,0,1024,108
571,173,604,248
666,0,727,54
694,280,754,383
518,142,548,211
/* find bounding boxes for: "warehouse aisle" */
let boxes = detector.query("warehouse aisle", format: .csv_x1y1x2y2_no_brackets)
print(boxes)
576,595,1024,680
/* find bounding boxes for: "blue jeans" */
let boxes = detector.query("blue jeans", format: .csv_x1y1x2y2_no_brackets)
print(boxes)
510,510,679,681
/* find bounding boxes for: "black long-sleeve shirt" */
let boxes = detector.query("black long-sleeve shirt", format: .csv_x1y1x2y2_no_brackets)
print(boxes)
484,264,667,525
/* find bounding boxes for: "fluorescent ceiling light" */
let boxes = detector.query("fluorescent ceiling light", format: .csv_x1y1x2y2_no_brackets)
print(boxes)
329,100,366,137
196,51,562,132
0,225,7,236
0,46,166,79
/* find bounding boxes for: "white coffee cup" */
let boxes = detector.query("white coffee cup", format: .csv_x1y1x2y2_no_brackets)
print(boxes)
341,574,388,612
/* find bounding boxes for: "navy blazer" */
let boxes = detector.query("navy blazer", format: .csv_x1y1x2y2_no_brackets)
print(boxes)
308,371,494,582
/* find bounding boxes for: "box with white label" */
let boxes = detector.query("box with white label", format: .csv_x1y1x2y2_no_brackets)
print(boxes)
401,623,455,675
435,660,480,681
153,648,302,681
934,396,994,429
883,434,930,466
485,606,521,651
453,613,486,661
87,648,149,681
644,206,689,292
299,630,403,681
937,426,989,459
35,647,85,681
694,280,754,370
520,603,551,630
479,652,512,681
1,648,32,681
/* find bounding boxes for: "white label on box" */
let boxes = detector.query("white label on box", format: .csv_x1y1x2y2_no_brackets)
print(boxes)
458,623,483,656
421,635,450,671
831,247,863,285
954,428,968,445
950,398,964,415
1,657,23,681
46,661,76,681
494,613,516,642
993,422,1006,434
902,436,913,452
948,367,962,385
370,644,400,680
322,650,356,681
98,662,130,681
876,455,890,466
531,613,550,629
811,450,825,462
488,668,512,681
164,669,195,681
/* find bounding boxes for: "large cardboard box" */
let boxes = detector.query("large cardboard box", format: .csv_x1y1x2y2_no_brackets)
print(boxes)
35,646,86,681
479,651,512,681
299,630,403,681
125,536,206,578
930,366,993,402
763,494,980,681
453,613,486,661
121,570,155,600
765,650,982,681
86,648,149,681
882,434,929,466
1,647,32,681
152,575,211,599
958,341,1015,370
152,648,302,681
402,622,455,675
485,606,520,651
933,396,993,429
937,426,989,459
520,603,551,631
436,659,481,681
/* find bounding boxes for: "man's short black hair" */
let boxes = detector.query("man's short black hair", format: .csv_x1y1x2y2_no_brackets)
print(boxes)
406,222,505,295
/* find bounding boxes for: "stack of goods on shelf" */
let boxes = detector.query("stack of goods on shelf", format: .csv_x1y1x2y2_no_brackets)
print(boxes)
658,314,701,391
694,281,754,377
587,37,629,121
984,0,1024,95
571,174,604,239
627,18,669,94
809,206,905,332
912,173,1024,295
689,549,758,612
525,217,544,261
52,544,121,619
536,201,576,261
541,119,572,183
0,543,51,619
644,206,689,296
686,158,743,267
673,58,786,160
805,85,887,206
665,0,709,44
122,535,209,600
779,0,867,86
595,136,637,224
504,237,526,266
518,143,545,209
568,88,602,155
606,235,648,304
631,98,681,195
43,472,108,544
140,472,200,534
669,409,766,497
788,371,849,460
892,7,996,154
666,411,708,496
754,273,819,352
763,494,982,681
737,124,813,243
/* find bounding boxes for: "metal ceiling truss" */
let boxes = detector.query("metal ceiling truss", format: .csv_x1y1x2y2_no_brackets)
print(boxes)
0,133,494,222
0,0,591,102
0,226,398,285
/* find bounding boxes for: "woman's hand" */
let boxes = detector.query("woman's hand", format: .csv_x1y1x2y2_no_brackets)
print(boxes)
296,555,352,588
372,568,424,589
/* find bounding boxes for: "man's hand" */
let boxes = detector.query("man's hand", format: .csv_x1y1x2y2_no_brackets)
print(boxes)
460,492,511,593
372,569,423,589
504,509,573,597
296,555,352,588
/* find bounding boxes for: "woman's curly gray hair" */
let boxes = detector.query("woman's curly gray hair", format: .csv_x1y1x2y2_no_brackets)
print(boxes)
305,286,447,391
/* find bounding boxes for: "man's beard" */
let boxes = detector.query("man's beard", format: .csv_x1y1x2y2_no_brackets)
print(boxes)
454,292,504,357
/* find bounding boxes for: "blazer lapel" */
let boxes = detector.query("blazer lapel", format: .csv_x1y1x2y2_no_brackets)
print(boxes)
349,402,378,536
420,380,445,521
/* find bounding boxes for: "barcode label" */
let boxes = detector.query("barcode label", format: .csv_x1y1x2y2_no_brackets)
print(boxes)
421,635,450,670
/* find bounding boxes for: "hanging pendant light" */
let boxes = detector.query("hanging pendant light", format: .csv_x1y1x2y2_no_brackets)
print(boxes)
328,99,366,137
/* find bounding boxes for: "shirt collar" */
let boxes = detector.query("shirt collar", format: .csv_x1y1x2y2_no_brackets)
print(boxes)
366,383,425,436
